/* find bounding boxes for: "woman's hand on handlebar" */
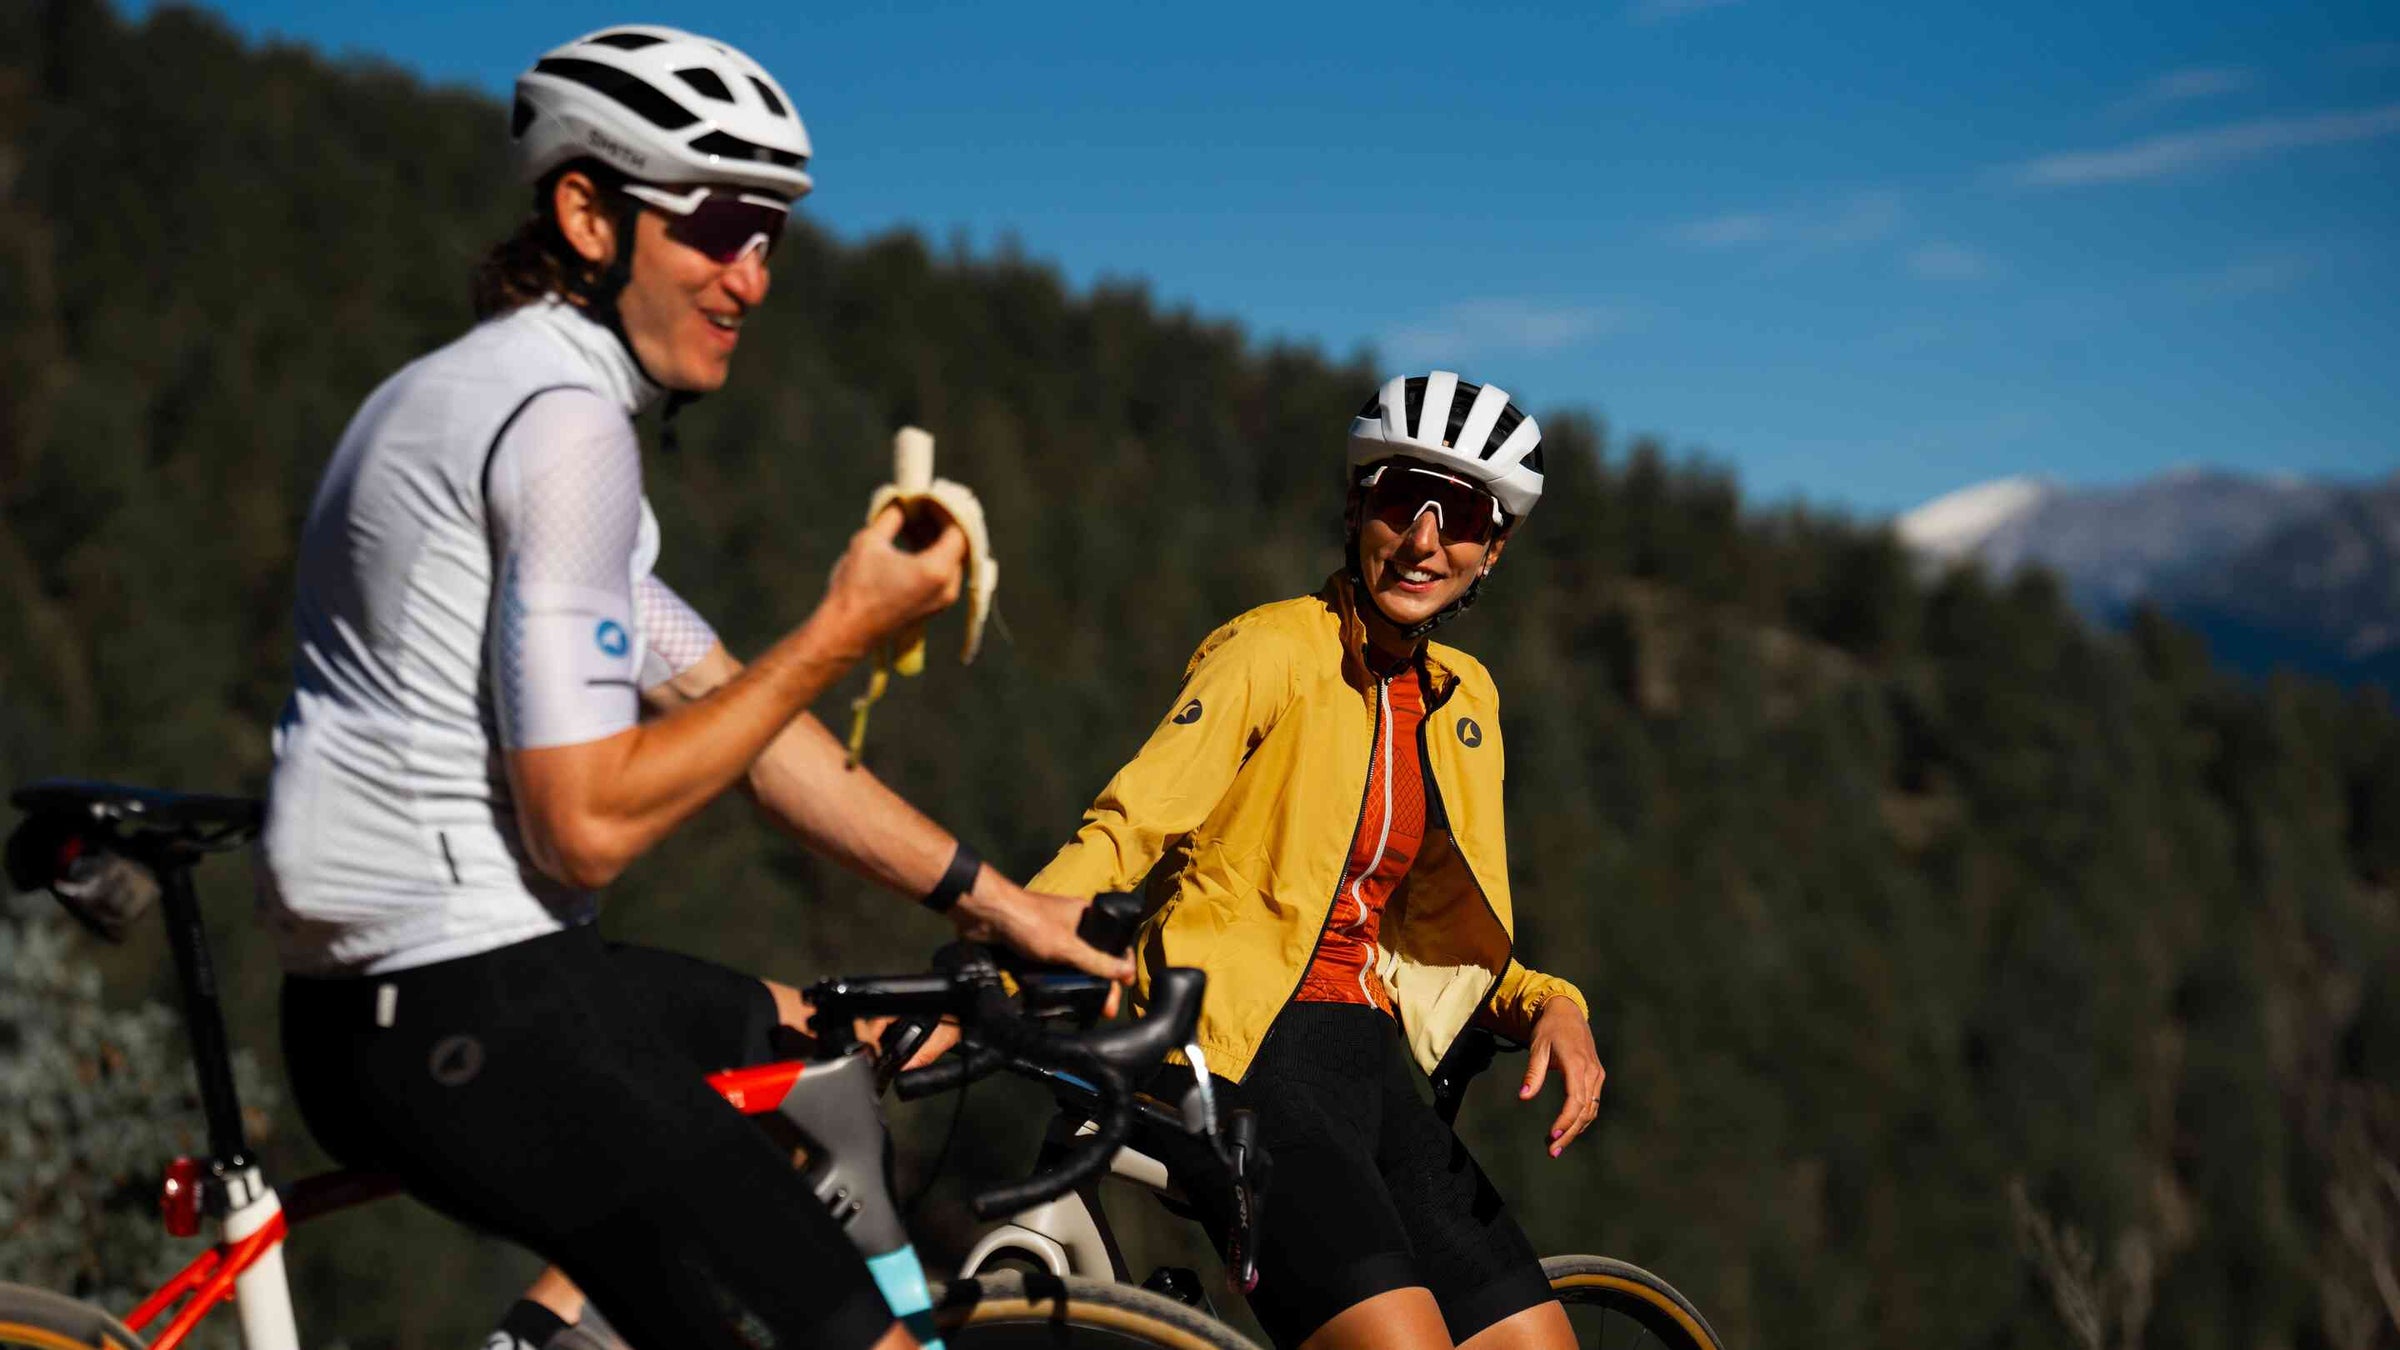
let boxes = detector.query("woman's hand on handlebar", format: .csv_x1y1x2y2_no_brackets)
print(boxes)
952,876,1135,989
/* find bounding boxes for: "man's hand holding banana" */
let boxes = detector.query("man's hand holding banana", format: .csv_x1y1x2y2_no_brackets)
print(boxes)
843,427,1000,763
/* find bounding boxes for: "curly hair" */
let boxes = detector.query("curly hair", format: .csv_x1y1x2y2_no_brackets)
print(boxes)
469,160,636,320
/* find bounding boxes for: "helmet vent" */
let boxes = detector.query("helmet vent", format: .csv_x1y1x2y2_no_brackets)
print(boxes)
587,31,666,50
676,67,735,102
534,57,699,131
749,77,788,118
1480,405,1525,462
689,129,806,169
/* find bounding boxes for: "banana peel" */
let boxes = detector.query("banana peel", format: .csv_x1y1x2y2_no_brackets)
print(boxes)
843,426,1000,765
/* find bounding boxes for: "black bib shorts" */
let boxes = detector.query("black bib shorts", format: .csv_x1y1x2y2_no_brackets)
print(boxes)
281,924,893,1350
1155,1002,1556,1348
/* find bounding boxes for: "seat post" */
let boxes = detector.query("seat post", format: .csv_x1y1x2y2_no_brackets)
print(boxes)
153,848,253,1168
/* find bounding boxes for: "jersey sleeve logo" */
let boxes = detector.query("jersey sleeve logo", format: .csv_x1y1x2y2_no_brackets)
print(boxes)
1173,699,1204,725
1456,716,1483,748
594,619,631,659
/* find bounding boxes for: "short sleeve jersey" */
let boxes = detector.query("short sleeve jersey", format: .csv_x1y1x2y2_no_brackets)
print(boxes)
259,299,720,975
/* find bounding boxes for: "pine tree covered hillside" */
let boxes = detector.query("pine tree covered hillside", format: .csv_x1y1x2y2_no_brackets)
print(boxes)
4,4,2399,1348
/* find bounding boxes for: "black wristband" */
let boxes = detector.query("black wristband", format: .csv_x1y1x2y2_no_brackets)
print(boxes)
922,841,983,914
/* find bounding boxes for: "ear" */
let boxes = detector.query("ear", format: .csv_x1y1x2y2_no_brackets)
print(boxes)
1481,528,1510,575
551,169,619,268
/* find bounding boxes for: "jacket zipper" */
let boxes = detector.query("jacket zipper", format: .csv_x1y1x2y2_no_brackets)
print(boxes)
1251,671,1386,1074
1419,700,1512,1065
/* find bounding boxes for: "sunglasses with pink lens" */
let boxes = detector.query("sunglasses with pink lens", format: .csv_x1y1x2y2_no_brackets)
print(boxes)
1361,464,1504,545
622,182,791,265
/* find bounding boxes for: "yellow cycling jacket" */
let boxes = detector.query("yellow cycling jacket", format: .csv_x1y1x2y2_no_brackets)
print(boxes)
1030,573,1588,1084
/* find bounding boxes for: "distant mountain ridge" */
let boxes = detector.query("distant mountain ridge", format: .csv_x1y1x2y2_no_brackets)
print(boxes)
1899,469,2400,689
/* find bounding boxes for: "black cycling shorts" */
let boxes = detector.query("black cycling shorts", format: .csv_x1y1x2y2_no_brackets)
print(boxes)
281,924,893,1350
1153,1002,1555,1348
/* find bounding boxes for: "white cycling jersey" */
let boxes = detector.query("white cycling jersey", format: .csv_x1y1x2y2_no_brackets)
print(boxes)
261,298,720,975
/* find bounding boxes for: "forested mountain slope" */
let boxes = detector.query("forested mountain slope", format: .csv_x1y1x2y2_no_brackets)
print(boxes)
4,4,2398,1348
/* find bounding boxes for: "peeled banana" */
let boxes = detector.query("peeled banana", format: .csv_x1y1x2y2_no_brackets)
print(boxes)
844,426,1000,765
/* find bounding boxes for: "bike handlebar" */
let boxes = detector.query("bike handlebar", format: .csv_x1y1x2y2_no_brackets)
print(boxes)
804,894,1203,1221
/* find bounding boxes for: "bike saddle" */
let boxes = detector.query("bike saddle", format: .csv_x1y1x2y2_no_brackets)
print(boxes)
11,779,264,843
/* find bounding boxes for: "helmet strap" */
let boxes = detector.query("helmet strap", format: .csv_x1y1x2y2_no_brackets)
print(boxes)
566,189,703,440
568,191,677,399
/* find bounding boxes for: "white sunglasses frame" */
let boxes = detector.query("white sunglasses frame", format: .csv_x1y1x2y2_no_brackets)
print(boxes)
621,182,791,265
1360,463,1505,537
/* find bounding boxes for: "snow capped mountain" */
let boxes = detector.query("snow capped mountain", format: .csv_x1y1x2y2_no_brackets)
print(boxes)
1895,477,2051,561
1897,469,2400,688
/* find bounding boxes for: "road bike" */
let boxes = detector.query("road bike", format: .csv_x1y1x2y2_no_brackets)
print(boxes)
946,972,1728,1349
0,779,1262,1350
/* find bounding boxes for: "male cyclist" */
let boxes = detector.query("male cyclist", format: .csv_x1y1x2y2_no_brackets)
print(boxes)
259,27,1126,1350
1029,374,1604,1350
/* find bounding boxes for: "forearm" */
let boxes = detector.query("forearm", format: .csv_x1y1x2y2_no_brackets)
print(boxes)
509,600,873,887
744,711,956,896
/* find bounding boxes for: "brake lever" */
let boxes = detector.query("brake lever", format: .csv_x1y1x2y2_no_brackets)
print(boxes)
893,1040,1006,1101
1223,1108,1267,1293
874,1016,941,1093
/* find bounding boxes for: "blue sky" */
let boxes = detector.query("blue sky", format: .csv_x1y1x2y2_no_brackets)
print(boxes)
149,0,2400,515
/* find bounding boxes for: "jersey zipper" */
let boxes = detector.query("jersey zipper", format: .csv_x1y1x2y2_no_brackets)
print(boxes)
1250,673,1386,1073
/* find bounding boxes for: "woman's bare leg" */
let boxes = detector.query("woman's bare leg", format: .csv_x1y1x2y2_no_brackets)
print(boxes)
1458,1299,1574,1350
1298,1287,1454,1350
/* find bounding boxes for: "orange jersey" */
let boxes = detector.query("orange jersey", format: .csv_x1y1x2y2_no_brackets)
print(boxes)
1294,663,1429,1012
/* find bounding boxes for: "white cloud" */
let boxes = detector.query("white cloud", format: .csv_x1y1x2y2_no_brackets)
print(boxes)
1382,300,1632,365
2117,66,2252,113
2172,253,2315,299
1671,211,1776,247
1906,242,1993,281
1666,191,1905,250
1628,0,1742,23
2009,102,2400,187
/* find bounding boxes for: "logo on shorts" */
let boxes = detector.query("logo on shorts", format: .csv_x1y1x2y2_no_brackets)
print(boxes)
1456,716,1483,748
595,619,630,658
429,1034,485,1087
1173,699,1204,725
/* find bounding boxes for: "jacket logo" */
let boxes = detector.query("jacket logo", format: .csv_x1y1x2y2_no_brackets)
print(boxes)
595,619,630,658
429,1034,485,1087
1456,716,1483,748
1173,699,1204,725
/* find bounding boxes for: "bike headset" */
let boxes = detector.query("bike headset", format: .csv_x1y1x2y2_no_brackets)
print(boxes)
1344,372,1546,641
508,25,815,447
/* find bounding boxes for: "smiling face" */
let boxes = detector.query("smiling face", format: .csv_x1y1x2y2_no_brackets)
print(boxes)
553,170,772,393
613,206,769,392
1349,473,1509,656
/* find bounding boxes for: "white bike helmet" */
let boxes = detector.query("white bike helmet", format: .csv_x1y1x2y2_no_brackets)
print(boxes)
512,25,813,201
1347,372,1544,522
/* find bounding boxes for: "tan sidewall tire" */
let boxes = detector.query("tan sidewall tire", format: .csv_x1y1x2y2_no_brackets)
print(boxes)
1543,1254,1724,1350
0,1284,147,1350
935,1271,1261,1350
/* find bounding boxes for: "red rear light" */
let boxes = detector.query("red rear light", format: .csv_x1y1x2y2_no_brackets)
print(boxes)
160,1156,203,1237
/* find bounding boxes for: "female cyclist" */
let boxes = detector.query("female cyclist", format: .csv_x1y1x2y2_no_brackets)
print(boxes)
259,26,1126,1350
1028,373,1604,1350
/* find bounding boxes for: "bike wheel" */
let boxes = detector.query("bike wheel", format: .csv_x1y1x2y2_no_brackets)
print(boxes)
0,1285,146,1350
1544,1255,1723,1350
936,1271,1260,1349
